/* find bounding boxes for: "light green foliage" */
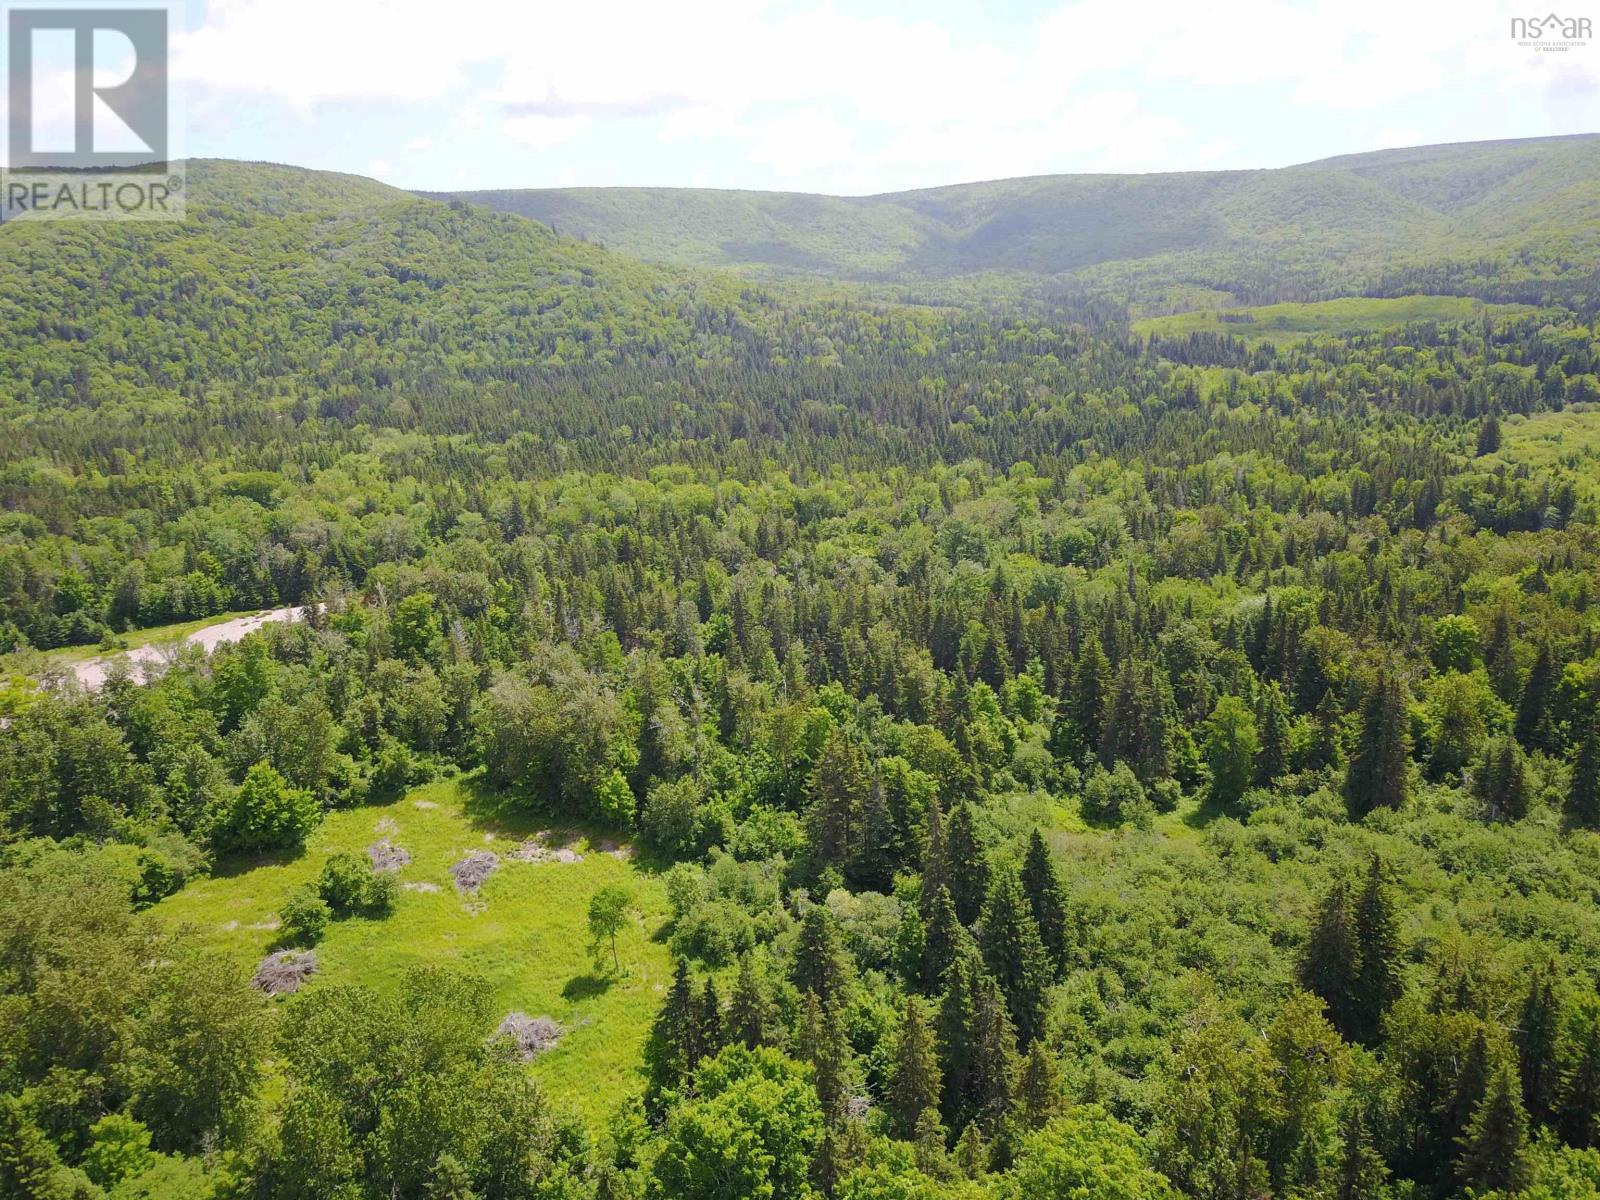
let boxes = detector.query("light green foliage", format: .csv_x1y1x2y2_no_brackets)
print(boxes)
152,781,671,1125
1001,1107,1178,1199
82,1114,155,1188
1204,695,1259,809
209,762,320,855
648,1045,823,1200
588,882,634,973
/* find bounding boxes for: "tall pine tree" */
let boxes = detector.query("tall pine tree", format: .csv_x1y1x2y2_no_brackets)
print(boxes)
1345,668,1410,815
1019,830,1069,975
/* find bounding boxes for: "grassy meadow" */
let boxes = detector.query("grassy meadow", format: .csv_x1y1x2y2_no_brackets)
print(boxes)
1133,295,1534,343
151,776,672,1126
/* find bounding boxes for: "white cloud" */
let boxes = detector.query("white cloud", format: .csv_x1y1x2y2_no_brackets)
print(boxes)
502,113,590,151
170,0,1600,190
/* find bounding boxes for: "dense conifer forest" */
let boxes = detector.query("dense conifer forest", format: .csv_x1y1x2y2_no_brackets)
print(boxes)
4,152,1600,1200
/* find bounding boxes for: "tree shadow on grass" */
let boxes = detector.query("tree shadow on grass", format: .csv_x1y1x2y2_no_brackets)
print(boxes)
1182,794,1231,831
562,971,616,1002
453,771,673,875
211,845,307,879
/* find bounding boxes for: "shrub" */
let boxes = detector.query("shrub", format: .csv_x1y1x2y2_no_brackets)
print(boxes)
316,851,372,914
595,769,637,830
670,898,755,967
209,763,321,855
316,850,392,915
1082,763,1153,828
279,887,330,946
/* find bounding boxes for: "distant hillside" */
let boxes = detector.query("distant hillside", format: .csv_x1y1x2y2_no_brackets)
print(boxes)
441,134,1600,310
0,159,772,418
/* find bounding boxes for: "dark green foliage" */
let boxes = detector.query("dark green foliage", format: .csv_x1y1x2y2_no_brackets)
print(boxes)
792,905,853,1010
945,803,989,927
977,874,1052,1046
1515,968,1561,1128
1558,1011,1600,1148
1254,683,1292,786
6,150,1600,1200
1473,736,1530,822
1568,721,1600,829
1019,831,1069,974
1515,642,1560,753
1299,881,1360,1038
1455,1062,1530,1194
887,999,941,1139
1345,669,1410,815
726,955,776,1051
1477,414,1502,456
1350,859,1404,1046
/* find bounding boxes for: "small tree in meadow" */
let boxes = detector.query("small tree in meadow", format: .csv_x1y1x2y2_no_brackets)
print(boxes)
589,883,635,973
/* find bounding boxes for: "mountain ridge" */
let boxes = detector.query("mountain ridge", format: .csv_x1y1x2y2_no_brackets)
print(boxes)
433,133,1600,309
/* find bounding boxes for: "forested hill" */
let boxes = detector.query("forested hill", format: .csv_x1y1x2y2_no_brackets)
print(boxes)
0,158,777,413
442,133,1600,308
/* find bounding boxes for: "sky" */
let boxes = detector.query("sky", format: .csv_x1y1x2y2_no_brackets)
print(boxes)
154,0,1600,193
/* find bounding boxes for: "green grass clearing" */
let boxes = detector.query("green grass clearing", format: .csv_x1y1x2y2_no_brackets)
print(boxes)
1135,295,1536,344
150,776,671,1127
1489,406,1600,498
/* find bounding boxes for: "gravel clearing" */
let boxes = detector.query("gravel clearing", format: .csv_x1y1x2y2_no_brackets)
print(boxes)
367,839,411,872
253,950,318,996
450,850,500,893
495,1012,562,1060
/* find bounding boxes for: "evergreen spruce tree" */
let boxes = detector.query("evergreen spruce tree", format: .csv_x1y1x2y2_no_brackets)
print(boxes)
977,873,1052,1046
945,803,989,926
1438,1029,1491,1172
1476,413,1502,456
809,1000,855,1122
646,959,700,1101
1473,735,1529,822
1019,830,1069,974
1308,688,1345,771
1568,721,1600,830
727,954,774,1049
969,968,1018,1132
936,952,979,1131
1558,1012,1600,1149
1255,681,1292,785
1351,858,1403,1045
1455,1061,1530,1195
1345,668,1410,815
1299,880,1360,1039
1515,641,1558,753
696,977,724,1062
887,998,941,1140
1334,1105,1388,1200
1513,967,1560,1127
1069,638,1109,763
912,1108,951,1179
792,904,852,1010
919,798,950,913
922,883,967,993
1017,1040,1064,1129
1484,608,1520,704
808,727,868,872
